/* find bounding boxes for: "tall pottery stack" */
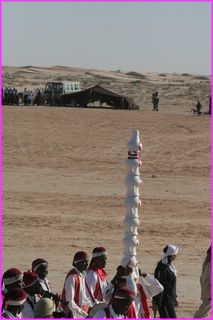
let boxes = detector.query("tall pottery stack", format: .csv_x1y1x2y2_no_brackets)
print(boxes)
121,129,142,277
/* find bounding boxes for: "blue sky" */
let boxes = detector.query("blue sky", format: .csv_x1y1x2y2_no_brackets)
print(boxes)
2,1,211,75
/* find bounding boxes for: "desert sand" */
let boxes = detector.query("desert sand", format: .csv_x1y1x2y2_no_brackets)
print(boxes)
2,66,211,318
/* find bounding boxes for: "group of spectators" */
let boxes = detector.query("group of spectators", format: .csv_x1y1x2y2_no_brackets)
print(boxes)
1,245,211,318
22,88,45,106
2,87,45,106
2,87,19,106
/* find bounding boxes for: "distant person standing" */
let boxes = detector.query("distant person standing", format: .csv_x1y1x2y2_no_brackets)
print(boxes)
23,88,28,106
196,99,202,116
152,91,160,111
194,246,211,318
27,91,33,106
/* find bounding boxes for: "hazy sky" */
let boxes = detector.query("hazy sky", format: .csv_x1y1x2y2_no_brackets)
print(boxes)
2,1,211,75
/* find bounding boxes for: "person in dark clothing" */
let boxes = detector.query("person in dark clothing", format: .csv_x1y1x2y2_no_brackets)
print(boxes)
152,244,179,318
196,100,202,116
152,91,160,111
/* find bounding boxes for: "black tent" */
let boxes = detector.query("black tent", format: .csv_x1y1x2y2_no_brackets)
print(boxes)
61,85,139,110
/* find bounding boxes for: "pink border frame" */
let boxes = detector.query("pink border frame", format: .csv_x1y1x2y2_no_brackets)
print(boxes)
0,1,212,319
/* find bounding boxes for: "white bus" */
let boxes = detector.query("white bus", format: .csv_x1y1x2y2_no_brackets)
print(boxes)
44,81,81,94
44,81,81,105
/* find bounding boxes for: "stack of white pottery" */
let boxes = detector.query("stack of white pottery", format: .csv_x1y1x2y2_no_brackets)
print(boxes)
121,129,142,278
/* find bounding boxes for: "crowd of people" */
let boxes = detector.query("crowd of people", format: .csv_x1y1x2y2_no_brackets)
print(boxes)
2,87,45,106
1,87,19,106
1,244,211,318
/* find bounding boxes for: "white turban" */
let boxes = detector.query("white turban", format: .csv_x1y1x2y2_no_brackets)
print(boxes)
162,244,178,265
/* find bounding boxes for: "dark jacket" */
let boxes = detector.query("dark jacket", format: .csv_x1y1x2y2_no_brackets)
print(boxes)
152,260,177,306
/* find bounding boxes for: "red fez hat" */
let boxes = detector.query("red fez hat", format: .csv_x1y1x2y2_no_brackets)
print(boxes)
3,268,23,286
23,272,39,288
73,251,89,265
113,287,135,301
92,247,107,258
32,258,48,272
5,288,27,306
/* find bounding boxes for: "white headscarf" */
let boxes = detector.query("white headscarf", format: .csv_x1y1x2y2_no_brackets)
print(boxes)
162,244,178,276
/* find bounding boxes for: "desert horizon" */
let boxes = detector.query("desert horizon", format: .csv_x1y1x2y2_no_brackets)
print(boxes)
2,65,211,113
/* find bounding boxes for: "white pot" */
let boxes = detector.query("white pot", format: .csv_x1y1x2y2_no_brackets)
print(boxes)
125,207,139,218
127,129,142,151
123,235,139,246
124,225,138,236
124,217,140,226
125,196,141,207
